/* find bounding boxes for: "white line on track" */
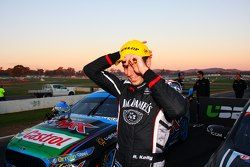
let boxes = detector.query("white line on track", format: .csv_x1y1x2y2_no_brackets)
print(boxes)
0,134,15,140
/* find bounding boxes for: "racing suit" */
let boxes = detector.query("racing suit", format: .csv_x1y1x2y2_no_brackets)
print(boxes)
83,52,188,167
193,78,210,97
233,79,247,98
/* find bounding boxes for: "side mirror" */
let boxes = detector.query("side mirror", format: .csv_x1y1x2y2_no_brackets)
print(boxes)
207,125,230,139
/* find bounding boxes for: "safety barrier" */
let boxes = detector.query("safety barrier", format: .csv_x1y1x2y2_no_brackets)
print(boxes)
0,95,87,114
189,97,249,127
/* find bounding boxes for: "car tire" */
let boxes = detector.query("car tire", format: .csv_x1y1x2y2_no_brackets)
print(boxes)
68,92,74,95
35,93,42,98
44,93,52,97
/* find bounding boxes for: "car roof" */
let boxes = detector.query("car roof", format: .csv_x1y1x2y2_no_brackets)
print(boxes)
87,90,116,99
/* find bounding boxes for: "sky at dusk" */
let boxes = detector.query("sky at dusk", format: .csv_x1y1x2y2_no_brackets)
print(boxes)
0,0,249,71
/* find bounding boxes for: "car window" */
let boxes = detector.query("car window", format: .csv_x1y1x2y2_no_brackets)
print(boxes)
53,85,60,89
58,85,66,89
234,113,250,155
94,98,118,117
71,96,118,118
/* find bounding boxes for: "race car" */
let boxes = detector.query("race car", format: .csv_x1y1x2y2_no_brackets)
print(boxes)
5,82,189,167
205,100,250,167
6,91,118,167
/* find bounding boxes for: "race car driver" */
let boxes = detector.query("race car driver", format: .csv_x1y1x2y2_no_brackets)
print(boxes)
83,40,188,167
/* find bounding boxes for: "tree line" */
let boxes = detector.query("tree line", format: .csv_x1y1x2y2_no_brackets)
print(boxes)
0,65,85,77
1,65,249,78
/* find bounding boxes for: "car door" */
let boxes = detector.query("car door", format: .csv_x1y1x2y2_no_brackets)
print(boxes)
58,84,69,96
52,84,61,96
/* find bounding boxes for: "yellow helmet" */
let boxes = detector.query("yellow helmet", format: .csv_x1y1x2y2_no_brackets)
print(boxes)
117,40,151,64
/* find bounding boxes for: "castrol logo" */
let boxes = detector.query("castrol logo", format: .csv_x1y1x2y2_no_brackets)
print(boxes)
16,129,80,149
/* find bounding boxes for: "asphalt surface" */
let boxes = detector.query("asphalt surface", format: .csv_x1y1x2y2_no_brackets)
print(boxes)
211,89,250,98
166,125,222,167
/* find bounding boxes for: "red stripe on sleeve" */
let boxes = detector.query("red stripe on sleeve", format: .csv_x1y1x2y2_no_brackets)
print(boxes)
105,55,113,65
148,76,161,88
245,113,250,116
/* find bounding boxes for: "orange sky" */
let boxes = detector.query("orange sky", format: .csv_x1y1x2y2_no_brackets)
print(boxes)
1,1,249,71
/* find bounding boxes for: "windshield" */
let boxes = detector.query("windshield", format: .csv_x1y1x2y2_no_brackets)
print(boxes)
234,112,250,155
71,96,118,118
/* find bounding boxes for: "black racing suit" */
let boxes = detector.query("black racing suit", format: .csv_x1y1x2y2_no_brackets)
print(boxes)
192,78,210,124
83,52,188,167
233,79,247,98
193,78,210,97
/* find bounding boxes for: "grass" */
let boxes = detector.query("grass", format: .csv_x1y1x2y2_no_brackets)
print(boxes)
2,76,235,97
183,76,234,94
0,108,51,128
3,78,97,97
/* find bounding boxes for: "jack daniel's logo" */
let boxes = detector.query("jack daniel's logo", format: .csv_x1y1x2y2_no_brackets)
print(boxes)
122,98,153,114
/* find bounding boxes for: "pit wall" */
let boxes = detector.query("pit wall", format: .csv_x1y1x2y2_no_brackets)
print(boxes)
0,95,87,114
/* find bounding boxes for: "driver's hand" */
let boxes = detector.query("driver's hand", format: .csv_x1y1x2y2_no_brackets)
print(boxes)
123,55,149,75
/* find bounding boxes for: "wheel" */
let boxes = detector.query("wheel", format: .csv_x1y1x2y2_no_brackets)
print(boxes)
35,94,43,98
44,93,52,97
68,92,74,95
179,117,189,142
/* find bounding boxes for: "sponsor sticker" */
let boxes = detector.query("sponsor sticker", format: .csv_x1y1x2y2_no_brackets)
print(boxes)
132,154,153,161
122,98,153,114
46,119,98,134
104,132,117,141
49,147,93,165
56,119,98,134
16,129,80,149
96,132,117,146
206,105,243,120
96,137,106,146
240,155,250,160
123,109,143,125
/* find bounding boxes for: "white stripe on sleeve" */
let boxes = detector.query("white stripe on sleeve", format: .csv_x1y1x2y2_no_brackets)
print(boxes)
101,71,121,95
